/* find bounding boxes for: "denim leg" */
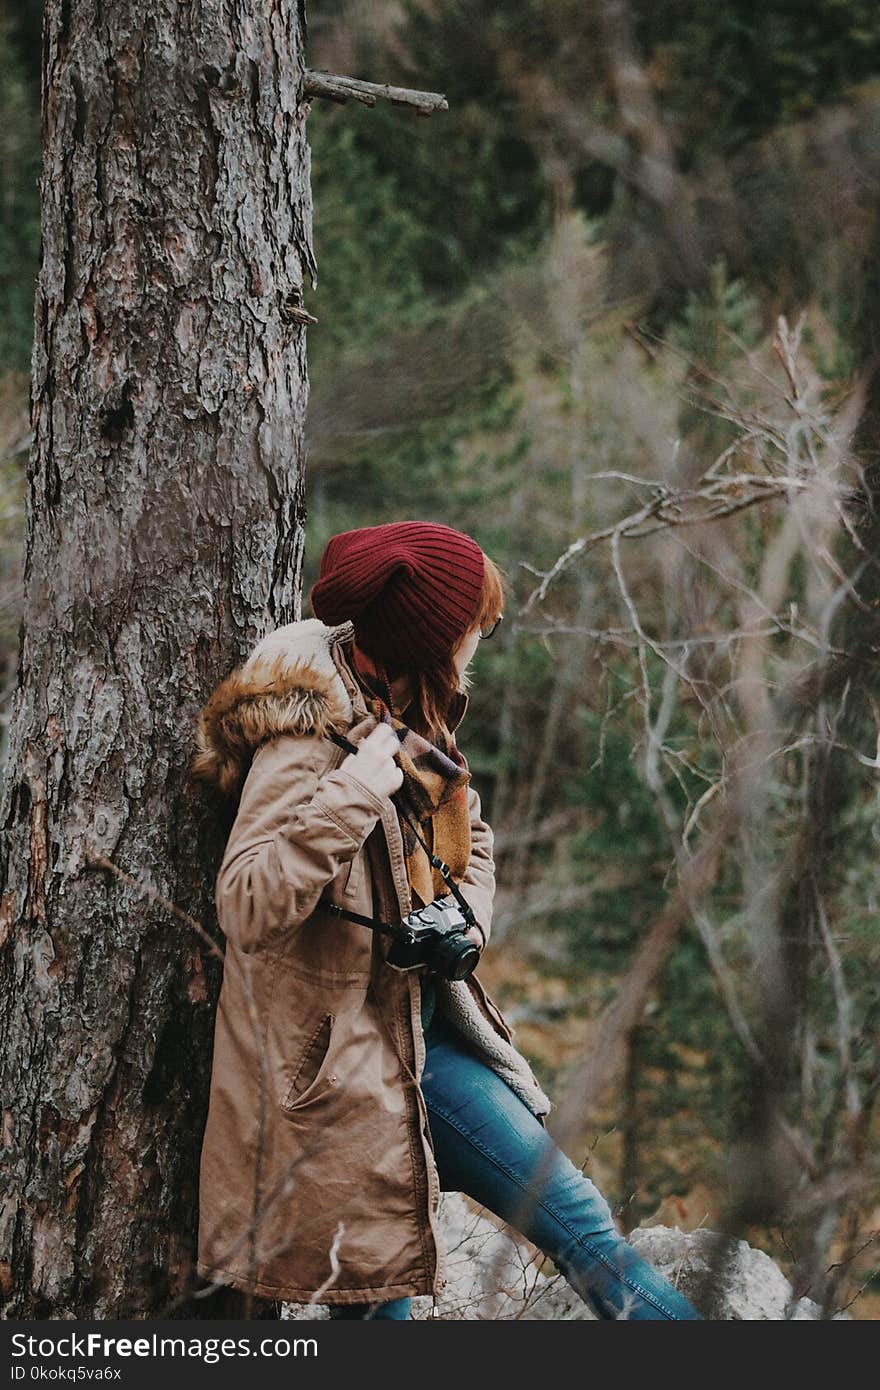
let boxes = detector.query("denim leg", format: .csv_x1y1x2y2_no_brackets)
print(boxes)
421,1019,701,1321
327,1297,412,1320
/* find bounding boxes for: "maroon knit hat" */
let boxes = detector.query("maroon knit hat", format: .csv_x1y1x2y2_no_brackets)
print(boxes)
310,521,485,670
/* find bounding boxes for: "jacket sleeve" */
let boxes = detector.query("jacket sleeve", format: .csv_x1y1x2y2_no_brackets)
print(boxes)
457,782,496,948
215,733,386,955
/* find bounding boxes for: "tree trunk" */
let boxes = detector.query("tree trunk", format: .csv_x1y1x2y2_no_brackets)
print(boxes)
0,0,315,1318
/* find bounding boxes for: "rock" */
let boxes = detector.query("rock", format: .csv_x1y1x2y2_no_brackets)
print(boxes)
628,1225,841,1321
410,1192,562,1320
282,1191,845,1320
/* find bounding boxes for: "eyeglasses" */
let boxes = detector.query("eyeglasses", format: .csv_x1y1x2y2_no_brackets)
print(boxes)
479,614,503,640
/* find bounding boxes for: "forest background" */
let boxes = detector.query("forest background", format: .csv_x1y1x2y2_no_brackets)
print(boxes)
1,0,878,1316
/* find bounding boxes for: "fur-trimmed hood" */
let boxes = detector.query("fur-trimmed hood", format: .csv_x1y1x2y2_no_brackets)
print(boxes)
190,617,468,801
190,619,360,801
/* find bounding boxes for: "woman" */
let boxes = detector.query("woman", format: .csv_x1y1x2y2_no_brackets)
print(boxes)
192,520,700,1320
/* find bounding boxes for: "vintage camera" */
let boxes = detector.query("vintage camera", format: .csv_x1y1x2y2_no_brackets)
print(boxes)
386,894,481,981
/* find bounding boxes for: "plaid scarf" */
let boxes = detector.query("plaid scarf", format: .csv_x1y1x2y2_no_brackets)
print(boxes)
349,643,472,908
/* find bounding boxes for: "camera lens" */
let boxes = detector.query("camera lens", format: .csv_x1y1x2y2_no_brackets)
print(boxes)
432,933,480,981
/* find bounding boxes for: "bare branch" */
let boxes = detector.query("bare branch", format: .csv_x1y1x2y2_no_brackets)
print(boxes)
521,474,813,612
303,69,448,114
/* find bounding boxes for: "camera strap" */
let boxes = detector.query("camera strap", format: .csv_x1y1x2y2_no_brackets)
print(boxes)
320,728,476,929
321,898,414,943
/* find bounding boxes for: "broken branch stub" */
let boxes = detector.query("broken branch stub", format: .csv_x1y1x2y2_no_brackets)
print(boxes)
303,69,448,115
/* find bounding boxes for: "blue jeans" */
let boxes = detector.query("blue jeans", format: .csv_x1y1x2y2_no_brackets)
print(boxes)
329,1013,701,1321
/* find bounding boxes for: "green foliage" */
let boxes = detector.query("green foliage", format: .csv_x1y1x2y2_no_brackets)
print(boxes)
306,104,450,360
323,0,551,294
665,257,763,456
557,661,716,964
0,17,40,372
668,258,762,370
632,0,880,157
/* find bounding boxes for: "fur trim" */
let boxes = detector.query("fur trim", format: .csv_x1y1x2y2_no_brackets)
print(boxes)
435,979,553,1119
191,619,356,800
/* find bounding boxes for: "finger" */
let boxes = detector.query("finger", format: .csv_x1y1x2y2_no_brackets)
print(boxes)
346,715,379,744
359,729,392,755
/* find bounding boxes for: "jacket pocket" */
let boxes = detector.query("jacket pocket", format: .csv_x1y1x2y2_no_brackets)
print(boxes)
280,1013,336,1111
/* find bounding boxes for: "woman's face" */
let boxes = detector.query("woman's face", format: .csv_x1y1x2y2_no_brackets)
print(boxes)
452,623,481,678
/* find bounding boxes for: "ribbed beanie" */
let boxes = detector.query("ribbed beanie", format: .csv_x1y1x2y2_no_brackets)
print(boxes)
310,521,485,670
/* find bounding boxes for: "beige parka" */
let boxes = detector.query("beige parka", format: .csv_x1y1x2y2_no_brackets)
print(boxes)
193,617,551,1306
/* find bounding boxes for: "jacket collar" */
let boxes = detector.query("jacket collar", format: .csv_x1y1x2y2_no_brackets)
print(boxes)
191,618,470,801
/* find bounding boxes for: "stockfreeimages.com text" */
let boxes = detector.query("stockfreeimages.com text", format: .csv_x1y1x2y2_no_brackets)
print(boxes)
10,1335,317,1365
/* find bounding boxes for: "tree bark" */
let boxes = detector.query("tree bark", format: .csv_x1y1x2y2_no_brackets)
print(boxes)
0,0,315,1318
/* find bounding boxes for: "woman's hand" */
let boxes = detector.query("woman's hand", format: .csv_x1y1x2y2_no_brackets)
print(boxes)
339,721,404,799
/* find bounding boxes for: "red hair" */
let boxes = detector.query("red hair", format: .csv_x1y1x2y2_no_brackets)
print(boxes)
404,551,509,745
